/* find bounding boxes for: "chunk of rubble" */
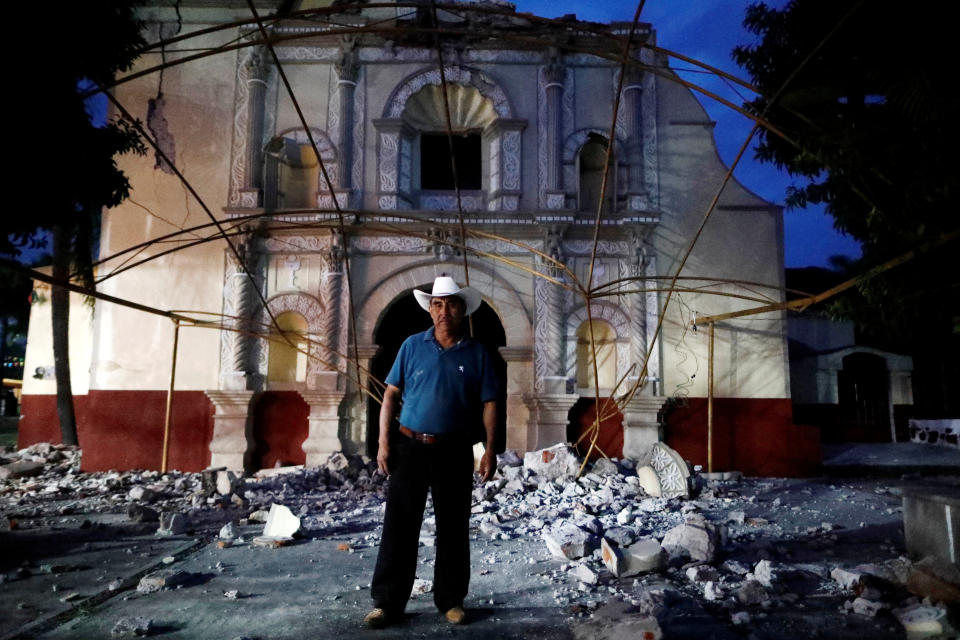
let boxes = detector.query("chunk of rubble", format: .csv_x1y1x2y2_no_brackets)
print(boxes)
156,512,187,536
543,522,598,560
219,521,238,540
831,567,866,590
524,444,580,482
498,449,523,467
590,458,618,476
571,614,662,640
847,597,887,617
137,569,193,593
128,486,155,502
703,581,724,601
262,504,301,538
111,616,152,636
127,503,159,523
412,577,433,595
661,514,721,563
568,563,599,585
636,465,662,498
686,565,720,584
0,460,45,480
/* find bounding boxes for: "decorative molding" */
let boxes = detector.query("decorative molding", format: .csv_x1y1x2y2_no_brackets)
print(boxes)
276,47,339,62
563,240,631,256
640,47,659,209
359,47,434,63
350,235,428,253
502,130,521,191
466,50,541,63
263,235,332,253
421,193,484,211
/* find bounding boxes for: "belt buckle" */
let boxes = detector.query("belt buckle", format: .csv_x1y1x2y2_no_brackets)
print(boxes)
418,432,437,444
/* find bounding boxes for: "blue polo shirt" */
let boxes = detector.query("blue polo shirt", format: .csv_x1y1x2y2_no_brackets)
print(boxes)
385,328,498,435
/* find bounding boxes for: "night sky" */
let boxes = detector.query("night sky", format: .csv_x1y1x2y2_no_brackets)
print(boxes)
514,0,862,269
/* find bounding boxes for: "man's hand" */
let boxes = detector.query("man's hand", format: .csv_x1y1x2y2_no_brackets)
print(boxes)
377,440,390,475
478,447,496,482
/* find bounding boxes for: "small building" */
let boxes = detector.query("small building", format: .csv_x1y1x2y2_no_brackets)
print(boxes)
20,1,807,476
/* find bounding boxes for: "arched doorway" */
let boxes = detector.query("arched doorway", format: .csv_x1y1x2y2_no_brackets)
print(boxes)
365,288,507,457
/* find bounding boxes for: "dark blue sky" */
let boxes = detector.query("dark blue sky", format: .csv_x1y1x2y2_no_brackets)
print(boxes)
514,0,862,269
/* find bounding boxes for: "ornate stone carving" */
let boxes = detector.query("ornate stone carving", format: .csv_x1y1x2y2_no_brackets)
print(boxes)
378,131,398,193
421,194,484,211
650,442,690,499
384,66,512,119
264,292,327,375
563,240,631,256
359,46,434,63
640,47,659,209
350,235,428,253
502,130,522,191
276,47,340,62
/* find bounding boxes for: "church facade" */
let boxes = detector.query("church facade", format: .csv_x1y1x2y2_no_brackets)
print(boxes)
21,2,810,475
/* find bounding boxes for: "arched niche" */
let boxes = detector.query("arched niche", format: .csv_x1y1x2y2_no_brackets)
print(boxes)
563,129,627,213
374,65,526,211
260,293,327,388
565,302,630,395
263,128,337,210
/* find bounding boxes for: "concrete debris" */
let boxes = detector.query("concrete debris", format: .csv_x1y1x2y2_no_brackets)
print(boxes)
128,486,155,502
661,514,721,563
498,449,523,467
568,563,599,585
111,616,152,636
137,569,193,593
602,537,663,577
524,444,581,482
248,510,269,523
571,614,662,640
703,581,724,601
252,536,293,548
831,567,866,590
262,504,301,538
730,611,750,625
590,458,618,476
156,512,187,536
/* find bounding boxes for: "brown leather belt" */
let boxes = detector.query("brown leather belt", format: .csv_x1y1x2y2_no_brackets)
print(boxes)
399,425,440,444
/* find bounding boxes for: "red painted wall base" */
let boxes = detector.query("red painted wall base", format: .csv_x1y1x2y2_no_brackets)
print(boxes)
663,397,821,477
19,391,214,472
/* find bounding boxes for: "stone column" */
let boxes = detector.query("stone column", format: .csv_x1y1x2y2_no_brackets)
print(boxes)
523,394,578,450
300,372,345,465
623,67,647,211
534,227,567,393
500,346,534,452
335,37,357,192
543,51,566,210
239,47,267,208
316,234,345,374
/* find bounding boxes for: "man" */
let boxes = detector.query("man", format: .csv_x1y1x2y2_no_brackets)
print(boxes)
365,275,498,628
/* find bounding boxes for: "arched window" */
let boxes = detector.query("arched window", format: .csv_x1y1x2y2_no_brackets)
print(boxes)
578,134,614,213
575,319,617,391
267,311,309,385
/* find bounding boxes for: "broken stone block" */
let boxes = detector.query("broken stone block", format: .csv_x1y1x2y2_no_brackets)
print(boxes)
543,522,598,560
661,514,720,563
412,577,433,595
722,559,751,576
703,581,724,601
568,563,598,585
753,559,780,588
730,611,750,625
127,503,159,523
248,509,269,523
262,504,301,538
0,460,45,480
648,442,690,499
610,537,664,577
636,465,662,498
325,451,350,472
251,536,292,548
615,507,633,526
111,616,152,636
601,538,626,577
727,510,745,524
524,444,581,482
735,580,768,605
156,512,187,536
216,470,244,497
201,467,226,497
137,569,193,594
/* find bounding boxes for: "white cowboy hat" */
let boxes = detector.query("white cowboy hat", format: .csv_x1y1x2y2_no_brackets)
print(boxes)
413,276,482,316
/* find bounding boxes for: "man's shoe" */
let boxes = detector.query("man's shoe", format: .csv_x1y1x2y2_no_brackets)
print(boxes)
364,608,391,629
445,606,466,625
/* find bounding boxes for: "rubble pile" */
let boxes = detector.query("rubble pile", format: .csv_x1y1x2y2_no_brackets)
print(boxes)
2,440,958,638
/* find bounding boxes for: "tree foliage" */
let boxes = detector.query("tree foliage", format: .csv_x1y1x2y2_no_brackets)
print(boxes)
734,0,959,415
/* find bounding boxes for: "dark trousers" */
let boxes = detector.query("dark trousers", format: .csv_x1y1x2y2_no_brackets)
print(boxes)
371,434,474,614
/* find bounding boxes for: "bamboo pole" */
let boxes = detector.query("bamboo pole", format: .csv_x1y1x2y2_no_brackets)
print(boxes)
707,321,714,474
161,319,181,474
